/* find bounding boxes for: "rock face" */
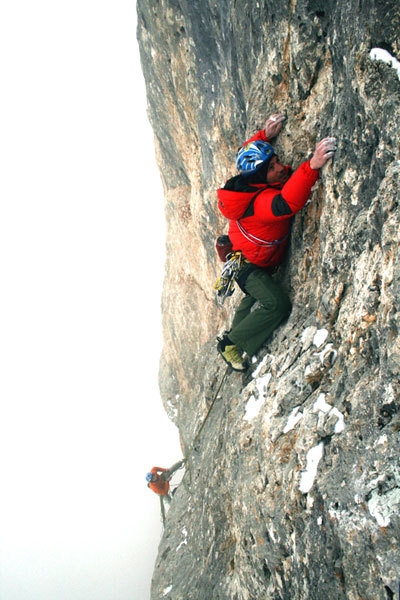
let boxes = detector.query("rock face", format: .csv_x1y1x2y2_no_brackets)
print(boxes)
136,1,400,598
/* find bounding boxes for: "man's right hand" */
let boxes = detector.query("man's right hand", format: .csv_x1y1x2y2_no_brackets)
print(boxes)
264,113,286,139
310,137,337,169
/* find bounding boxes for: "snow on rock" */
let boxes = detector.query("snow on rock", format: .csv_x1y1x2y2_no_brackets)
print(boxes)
313,393,345,434
176,527,188,552
252,353,274,378
162,585,173,597
313,393,331,413
299,442,324,494
304,343,338,383
301,326,317,349
330,407,345,433
243,373,271,421
283,406,303,433
367,488,400,527
313,328,329,348
370,47,400,80
319,343,337,365
140,1,400,597
367,469,400,527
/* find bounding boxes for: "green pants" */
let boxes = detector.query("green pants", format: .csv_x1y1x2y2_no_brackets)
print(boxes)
228,265,291,357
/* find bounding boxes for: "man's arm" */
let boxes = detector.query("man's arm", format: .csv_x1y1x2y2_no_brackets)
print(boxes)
277,136,337,214
151,466,168,474
310,137,337,169
242,113,286,146
263,113,286,140
268,137,337,218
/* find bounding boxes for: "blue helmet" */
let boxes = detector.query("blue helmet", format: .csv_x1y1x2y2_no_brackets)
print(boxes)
146,472,153,482
236,141,274,175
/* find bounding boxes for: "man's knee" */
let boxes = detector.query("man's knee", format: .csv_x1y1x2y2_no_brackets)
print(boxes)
261,289,291,317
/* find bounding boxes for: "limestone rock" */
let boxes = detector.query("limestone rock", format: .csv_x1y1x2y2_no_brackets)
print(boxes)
137,1,400,598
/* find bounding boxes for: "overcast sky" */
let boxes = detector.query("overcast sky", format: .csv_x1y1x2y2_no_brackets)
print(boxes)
0,2,182,599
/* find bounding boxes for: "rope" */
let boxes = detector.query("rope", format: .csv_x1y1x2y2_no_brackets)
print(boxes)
183,365,230,464
158,366,230,525
160,496,166,526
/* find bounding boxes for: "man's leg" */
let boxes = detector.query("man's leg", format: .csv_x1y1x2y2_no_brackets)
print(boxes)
230,294,257,331
228,268,291,357
217,295,258,371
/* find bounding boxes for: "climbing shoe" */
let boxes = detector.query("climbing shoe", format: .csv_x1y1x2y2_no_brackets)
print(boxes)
217,337,248,372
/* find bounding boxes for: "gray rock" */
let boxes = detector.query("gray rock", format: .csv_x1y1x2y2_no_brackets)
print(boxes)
137,1,400,598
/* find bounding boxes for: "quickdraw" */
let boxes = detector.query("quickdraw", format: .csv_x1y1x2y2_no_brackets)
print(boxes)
213,251,243,305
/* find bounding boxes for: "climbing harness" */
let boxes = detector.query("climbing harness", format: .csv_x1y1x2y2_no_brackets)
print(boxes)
213,251,244,305
235,220,290,247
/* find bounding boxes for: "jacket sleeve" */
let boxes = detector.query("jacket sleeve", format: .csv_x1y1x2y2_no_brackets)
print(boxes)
151,466,167,474
280,160,319,214
241,129,271,146
257,161,320,221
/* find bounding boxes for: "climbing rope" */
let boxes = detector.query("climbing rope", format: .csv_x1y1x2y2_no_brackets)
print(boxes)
158,366,230,526
159,496,166,526
183,365,230,469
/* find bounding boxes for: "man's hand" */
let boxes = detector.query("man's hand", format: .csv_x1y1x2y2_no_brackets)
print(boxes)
310,137,337,169
264,113,286,139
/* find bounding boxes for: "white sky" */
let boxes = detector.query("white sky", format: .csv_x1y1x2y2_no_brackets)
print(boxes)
0,2,182,599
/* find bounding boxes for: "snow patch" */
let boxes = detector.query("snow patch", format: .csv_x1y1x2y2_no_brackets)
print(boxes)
267,525,277,543
304,344,337,380
244,374,271,422
330,407,345,433
167,399,178,418
244,395,264,421
313,393,331,413
256,373,271,396
162,585,173,596
176,527,188,552
375,434,388,446
313,328,328,348
299,442,324,494
252,353,274,378
319,343,337,365
370,47,400,80
367,488,399,527
301,326,317,348
283,406,303,433
313,393,345,433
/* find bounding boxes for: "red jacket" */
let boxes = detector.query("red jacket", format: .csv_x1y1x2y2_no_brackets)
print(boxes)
148,467,169,496
217,130,319,268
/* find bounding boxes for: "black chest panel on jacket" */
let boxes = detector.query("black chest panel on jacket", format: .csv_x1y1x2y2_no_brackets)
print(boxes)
223,173,293,218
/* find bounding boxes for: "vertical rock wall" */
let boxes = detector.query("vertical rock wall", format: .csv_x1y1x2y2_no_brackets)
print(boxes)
137,1,400,598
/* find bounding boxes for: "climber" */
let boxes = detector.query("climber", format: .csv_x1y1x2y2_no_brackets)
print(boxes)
216,113,337,371
146,460,185,503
